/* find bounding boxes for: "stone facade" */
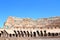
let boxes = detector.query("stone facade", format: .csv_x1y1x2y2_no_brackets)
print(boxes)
0,16,60,40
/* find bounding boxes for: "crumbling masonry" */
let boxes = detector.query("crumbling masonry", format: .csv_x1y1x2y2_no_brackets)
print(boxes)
0,16,60,40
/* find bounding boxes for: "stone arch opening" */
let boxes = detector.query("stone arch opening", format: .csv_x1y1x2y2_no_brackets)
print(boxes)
12,34,15,37
40,31,43,36
17,30,20,37
9,34,12,37
27,31,29,37
51,33,54,36
33,32,36,37
20,31,24,37
1,31,4,34
44,30,47,36
55,33,58,36
16,34,18,37
0,33,1,37
36,30,40,36
23,31,26,35
30,31,32,37
14,30,17,34
48,32,51,36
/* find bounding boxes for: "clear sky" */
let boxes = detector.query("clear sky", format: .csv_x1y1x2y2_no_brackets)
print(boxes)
0,0,60,28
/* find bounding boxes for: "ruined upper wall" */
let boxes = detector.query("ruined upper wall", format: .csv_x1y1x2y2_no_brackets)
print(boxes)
4,16,60,29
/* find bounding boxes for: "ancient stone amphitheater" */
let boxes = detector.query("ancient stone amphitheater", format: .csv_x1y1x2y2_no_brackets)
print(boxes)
0,16,60,40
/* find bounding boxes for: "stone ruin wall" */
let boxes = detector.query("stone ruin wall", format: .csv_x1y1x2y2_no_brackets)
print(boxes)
0,16,60,40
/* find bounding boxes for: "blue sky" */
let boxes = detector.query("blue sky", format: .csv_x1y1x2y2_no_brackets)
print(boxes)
0,0,60,28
